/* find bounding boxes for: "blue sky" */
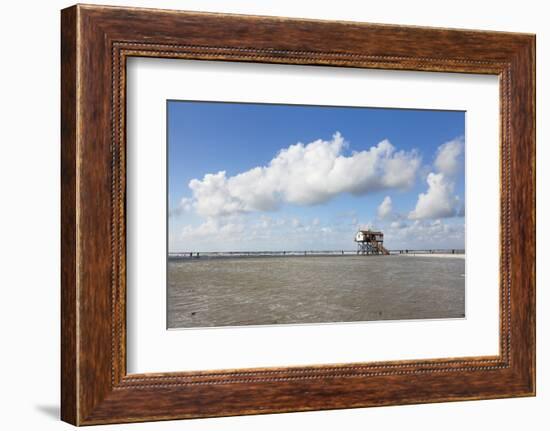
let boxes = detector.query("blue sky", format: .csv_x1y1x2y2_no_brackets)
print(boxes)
168,100,465,252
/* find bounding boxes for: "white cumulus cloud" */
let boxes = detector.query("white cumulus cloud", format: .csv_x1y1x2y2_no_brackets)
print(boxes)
408,138,464,220
377,196,393,220
169,197,193,217
408,173,459,220
186,132,421,217
434,137,463,176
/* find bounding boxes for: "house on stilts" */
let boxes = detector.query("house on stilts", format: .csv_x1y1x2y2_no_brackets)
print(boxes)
354,229,390,255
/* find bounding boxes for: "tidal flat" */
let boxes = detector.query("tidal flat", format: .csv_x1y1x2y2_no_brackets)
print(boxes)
167,255,465,329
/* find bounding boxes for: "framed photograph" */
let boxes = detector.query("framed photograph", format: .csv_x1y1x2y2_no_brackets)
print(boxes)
61,4,535,425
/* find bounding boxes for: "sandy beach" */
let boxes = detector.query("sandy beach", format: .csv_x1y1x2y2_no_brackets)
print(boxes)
399,253,465,258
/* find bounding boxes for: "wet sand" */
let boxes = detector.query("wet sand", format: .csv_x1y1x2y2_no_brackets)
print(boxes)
400,253,465,258
167,255,465,329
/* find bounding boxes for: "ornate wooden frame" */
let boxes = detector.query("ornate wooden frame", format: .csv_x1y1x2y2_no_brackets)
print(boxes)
61,4,535,425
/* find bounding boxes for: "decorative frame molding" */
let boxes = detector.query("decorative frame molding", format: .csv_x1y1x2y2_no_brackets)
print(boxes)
61,4,535,425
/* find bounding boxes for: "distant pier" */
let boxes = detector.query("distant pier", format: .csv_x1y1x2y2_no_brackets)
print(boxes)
168,249,465,260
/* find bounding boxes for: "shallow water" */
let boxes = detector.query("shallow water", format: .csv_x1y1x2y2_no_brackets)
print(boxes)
167,255,465,328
